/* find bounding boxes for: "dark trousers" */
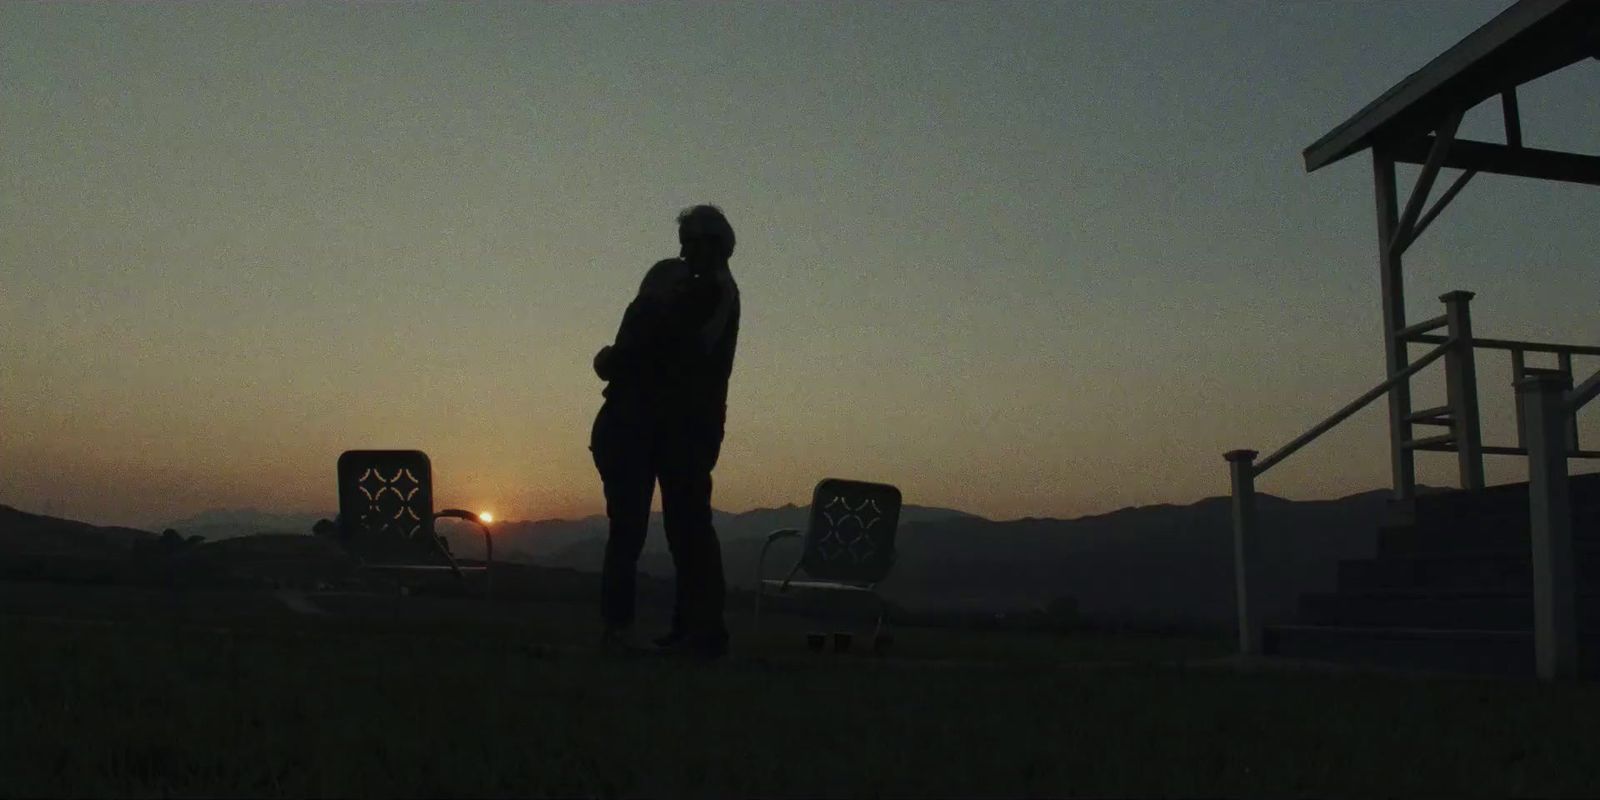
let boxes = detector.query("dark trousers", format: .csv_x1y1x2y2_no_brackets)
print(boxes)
591,402,728,642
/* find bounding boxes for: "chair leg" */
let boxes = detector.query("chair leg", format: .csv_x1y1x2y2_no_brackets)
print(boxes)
475,520,493,602
872,592,893,655
754,581,764,631
430,535,465,582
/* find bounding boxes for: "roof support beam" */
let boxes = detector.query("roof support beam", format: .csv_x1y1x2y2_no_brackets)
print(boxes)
1501,87,1523,148
1573,369,1600,413
1390,111,1462,257
1393,136,1600,187
1398,168,1478,254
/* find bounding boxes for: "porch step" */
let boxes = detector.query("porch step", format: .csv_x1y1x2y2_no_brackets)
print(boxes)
1267,478,1600,677
1385,474,1600,535
1377,522,1600,557
1337,548,1600,592
1297,590,1600,631
1263,624,1537,677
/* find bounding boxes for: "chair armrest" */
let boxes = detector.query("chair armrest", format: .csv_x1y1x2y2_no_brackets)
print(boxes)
766,528,802,544
759,529,804,590
754,529,804,625
436,509,494,570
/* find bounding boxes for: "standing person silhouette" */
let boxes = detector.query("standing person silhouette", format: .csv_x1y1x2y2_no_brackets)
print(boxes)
590,205,740,658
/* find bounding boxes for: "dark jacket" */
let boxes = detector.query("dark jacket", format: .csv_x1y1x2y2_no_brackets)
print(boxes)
597,258,740,425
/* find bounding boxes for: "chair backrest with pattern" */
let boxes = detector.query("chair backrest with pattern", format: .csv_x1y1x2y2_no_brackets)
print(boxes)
800,478,902,583
336,450,436,545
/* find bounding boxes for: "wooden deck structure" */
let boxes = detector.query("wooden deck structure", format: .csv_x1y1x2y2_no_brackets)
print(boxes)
1227,0,1600,679
1306,0,1600,499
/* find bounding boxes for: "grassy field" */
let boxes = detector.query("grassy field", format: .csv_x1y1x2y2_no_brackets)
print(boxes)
6,584,1600,797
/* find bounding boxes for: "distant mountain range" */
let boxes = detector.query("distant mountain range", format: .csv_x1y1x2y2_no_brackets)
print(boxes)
155,509,327,539
153,504,981,557
439,493,1392,627
12,490,1404,629
2,505,155,556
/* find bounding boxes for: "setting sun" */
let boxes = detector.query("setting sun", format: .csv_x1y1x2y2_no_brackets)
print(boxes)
478,511,493,524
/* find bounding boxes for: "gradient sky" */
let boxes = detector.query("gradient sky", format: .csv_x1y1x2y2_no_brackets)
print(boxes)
3,1,1597,528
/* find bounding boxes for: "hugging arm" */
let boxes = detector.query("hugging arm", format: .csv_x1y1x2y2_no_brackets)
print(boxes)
594,299,657,382
594,259,694,383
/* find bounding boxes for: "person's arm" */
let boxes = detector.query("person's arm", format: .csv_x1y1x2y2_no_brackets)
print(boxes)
662,268,736,357
594,260,683,382
693,270,738,355
594,300,653,381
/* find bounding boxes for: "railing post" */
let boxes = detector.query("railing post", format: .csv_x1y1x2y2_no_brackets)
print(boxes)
1512,349,1527,448
1557,352,1580,453
1519,374,1577,681
1225,449,1262,657
1375,154,1416,501
1441,291,1484,490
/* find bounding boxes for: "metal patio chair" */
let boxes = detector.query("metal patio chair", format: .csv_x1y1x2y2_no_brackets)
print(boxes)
755,478,902,648
331,449,493,597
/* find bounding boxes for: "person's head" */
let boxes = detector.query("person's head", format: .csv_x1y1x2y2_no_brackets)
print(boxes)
677,204,735,267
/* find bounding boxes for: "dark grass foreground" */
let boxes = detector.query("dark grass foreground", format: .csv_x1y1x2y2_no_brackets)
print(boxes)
6,605,1600,797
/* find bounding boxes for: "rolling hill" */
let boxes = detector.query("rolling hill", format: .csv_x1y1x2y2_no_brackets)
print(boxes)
4,490,1403,630
443,492,1394,629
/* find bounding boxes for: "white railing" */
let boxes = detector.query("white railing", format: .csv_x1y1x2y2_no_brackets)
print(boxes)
1225,340,1454,655
1225,289,1598,663
1519,367,1600,680
1224,290,1479,656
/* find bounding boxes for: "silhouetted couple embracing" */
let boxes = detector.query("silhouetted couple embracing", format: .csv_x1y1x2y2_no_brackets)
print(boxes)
590,205,740,659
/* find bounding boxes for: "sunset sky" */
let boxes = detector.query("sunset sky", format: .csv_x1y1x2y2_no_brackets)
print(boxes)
3,1,1597,528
